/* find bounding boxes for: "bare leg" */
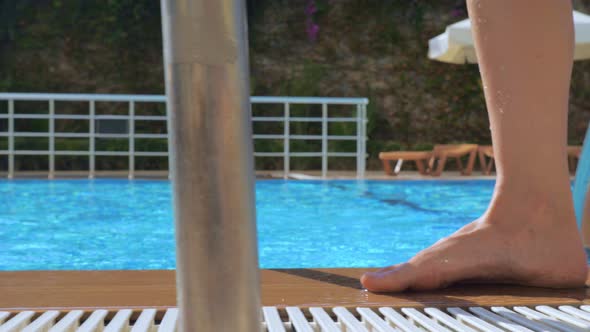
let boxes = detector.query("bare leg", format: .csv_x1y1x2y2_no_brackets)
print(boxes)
361,0,587,292
583,193,590,246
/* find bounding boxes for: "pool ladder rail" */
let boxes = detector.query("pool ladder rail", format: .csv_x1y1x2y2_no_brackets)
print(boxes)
3,304,590,332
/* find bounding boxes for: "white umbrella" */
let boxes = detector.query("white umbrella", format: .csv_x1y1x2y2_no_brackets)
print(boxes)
428,10,590,64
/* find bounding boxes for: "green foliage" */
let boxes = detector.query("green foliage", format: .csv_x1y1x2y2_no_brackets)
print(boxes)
412,142,434,151
3,0,590,173
280,61,327,96
15,137,47,150
1,0,163,93
135,138,167,152
55,138,88,151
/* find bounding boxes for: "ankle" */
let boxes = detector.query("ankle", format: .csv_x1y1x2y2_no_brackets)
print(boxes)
495,172,572,195
484,181,576,228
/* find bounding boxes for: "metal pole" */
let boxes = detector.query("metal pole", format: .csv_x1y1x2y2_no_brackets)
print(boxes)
361,103,367,179
321,103,328,179
160,1,261,332
48,100,55,179
89,101,95,179
356,104,362,179
128,101,135,180
284,102,290,179
7,100,14,179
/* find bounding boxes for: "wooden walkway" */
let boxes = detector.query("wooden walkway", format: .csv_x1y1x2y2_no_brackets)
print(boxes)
1,268,590,312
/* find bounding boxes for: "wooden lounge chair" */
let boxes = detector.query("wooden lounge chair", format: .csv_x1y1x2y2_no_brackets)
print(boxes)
478,145,495,175
429,144,479,176
379,144,479,177
378,151,432,176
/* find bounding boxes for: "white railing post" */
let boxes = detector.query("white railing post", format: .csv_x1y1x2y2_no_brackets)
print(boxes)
7,99,14,179
129,101,135,179
360,103,367,179
48,100,55,179
356,103,362,179
283,102,290,179
321,103,328,179
89,100,95,179
163,100,172,180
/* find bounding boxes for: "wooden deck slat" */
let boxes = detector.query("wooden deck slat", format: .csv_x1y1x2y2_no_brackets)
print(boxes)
1,268,590,312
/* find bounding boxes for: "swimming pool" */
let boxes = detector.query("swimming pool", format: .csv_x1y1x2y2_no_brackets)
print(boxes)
0,179,494,270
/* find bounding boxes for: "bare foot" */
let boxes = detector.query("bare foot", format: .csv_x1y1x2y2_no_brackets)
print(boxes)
361,187,588,292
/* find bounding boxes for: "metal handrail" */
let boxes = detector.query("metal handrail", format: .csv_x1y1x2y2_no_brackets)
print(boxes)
0,93,367,104
0,93,368,179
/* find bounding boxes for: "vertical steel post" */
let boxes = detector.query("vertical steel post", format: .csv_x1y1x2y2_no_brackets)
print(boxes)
360,103,367,179
128,101,135,180
321,103,328,179
160,1,261,332
48,100,55,179
284,102,290,179
356,103,362,179
89,101,95,179
7,100,14,179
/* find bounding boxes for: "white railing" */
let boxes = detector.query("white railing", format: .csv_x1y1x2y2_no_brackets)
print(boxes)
0,93,368,179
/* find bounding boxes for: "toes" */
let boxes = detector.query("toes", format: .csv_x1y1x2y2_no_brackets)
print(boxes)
360,263,414,292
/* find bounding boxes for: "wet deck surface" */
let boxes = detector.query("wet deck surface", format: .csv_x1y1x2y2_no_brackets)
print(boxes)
1,268,590,312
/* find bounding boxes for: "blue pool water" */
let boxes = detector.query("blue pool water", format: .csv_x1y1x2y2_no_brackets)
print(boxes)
0,179,495,270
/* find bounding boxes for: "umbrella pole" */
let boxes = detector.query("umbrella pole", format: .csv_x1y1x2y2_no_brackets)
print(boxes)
160,1,261,331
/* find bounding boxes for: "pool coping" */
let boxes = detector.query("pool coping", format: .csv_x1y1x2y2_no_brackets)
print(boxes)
0,170,502,180
0,170,577,181
1,268,589,313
